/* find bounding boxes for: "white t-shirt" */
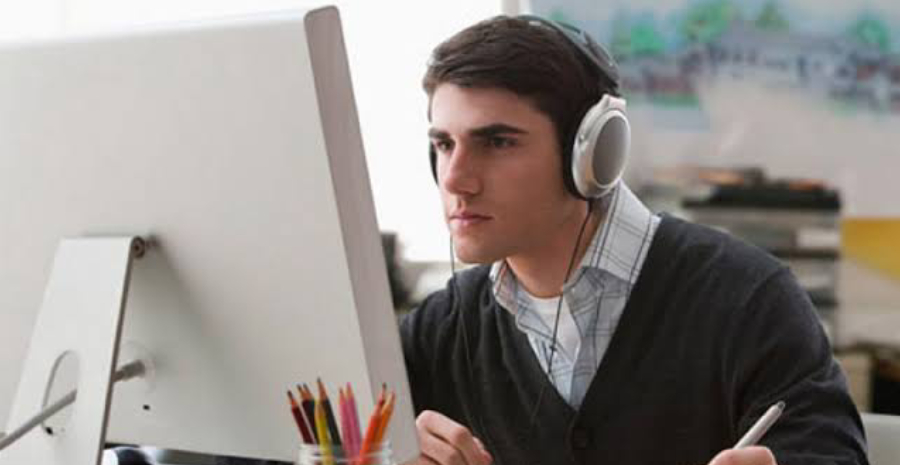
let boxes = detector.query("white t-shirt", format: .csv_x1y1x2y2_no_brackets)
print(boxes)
524,292,581,397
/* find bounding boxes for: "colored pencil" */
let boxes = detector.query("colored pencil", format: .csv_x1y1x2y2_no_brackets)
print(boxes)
299,384,319,443
318,379,343,446
315,395,335,465
373,391,396,445
287,390,314,444
339,387,355,458
347,383,362,456
355,385,387,465
347,383,362,455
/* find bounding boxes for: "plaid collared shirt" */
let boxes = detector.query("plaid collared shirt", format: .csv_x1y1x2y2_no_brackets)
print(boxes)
489,184,659,409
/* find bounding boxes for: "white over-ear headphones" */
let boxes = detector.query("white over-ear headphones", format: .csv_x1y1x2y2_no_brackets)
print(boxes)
572,94,630,199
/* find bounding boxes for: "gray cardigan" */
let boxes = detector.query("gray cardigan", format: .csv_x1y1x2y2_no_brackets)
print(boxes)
400,215,867,465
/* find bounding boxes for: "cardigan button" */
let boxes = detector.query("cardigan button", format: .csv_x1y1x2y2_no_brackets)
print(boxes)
572,427,591,449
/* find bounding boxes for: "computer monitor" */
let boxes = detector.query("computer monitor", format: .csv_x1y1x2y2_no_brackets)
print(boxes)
0,6,417,463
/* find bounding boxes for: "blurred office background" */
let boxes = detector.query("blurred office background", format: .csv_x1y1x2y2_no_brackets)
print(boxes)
516,0,900,416
3,0,900,415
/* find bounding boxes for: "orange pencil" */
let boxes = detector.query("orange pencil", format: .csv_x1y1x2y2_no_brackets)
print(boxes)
287,390,314,444
355,385,387,465
373,391,396,445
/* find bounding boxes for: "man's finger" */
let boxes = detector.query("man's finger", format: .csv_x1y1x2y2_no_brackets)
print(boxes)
709,446,777,465
473,437,488,455
416,410,491,465
401,455,440,465
418,430,469,465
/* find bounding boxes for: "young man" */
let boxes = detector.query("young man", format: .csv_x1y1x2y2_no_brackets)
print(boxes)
399,16,867,465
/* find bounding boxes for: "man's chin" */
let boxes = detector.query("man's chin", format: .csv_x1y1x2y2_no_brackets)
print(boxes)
452,243,503,265
455,255,495,265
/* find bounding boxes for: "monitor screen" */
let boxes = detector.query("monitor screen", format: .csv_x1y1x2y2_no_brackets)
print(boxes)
0,7,417,463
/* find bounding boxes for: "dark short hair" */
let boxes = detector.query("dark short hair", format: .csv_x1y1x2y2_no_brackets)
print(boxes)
423,15,619,191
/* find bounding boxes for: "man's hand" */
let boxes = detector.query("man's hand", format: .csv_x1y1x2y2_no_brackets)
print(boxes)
708,446,777,465
402,410,493,465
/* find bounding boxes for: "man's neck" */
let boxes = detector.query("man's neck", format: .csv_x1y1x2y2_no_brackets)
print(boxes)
506,203,605,298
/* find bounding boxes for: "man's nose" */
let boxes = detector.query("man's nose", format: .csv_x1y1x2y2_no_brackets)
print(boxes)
440,143,481,196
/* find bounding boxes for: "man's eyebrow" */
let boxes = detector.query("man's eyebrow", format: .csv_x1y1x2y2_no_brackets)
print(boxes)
427,123,528,140
469,123,528,138
427,128,449,139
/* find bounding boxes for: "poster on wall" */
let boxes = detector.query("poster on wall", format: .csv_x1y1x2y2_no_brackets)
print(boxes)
531,0,900,128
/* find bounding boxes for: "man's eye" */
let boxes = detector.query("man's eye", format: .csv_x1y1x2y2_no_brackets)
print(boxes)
433,140,453,153
488,137,515,149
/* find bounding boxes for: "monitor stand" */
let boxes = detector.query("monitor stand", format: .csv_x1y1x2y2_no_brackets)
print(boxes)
0,237,144,465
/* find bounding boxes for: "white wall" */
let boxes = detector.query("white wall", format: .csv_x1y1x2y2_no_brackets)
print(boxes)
1,0,502,262
23,1,889,261
0,0,62,41
624,80,900,217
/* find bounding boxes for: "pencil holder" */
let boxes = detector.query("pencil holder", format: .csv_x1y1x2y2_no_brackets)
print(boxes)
297,441,394,465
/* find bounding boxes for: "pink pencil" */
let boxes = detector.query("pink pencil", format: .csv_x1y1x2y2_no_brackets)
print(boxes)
347,384,362,456
339,387,356,458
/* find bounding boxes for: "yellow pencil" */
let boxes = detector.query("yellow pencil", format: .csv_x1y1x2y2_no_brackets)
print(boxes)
315,396,334,465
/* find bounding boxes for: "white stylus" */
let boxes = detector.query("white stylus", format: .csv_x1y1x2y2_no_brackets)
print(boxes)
735,401,785,448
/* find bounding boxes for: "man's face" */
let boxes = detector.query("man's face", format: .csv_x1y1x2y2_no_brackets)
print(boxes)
429,83,585,264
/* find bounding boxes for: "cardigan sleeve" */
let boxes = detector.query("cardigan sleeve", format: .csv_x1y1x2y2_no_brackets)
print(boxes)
399,288,454,415
728,268,868,465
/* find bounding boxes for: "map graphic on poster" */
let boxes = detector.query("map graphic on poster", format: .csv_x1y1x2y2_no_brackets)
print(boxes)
531,0,900,115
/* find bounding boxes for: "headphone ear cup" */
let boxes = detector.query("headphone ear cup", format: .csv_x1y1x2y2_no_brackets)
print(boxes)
429,143,438,184
571,97,630,199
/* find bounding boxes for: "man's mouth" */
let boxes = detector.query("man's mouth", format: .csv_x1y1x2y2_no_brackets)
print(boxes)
449,211,492,228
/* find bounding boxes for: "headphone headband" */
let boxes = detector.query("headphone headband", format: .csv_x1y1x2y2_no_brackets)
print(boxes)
517,15,621,93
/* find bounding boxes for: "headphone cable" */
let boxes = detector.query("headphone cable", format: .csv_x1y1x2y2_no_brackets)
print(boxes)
527,201,594,431
450,200,597,458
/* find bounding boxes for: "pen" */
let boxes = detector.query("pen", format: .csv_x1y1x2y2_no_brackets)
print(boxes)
735,401,785,449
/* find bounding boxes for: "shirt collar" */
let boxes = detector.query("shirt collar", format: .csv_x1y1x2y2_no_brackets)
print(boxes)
580,183,656,285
